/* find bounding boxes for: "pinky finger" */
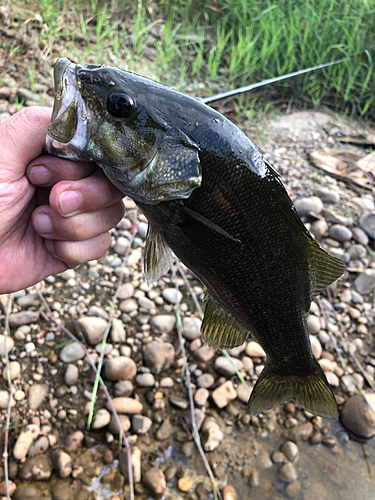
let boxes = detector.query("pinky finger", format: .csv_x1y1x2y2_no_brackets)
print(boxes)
45,232,112,265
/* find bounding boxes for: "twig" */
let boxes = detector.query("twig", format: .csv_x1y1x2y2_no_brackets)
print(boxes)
171,264,222,500
34,287,135,500
3,294,14,500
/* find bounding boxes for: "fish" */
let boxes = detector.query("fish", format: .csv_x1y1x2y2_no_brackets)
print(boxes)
45,57,345,419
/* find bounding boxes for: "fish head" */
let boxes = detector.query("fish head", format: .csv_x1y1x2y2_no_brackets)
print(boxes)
46,58,202,203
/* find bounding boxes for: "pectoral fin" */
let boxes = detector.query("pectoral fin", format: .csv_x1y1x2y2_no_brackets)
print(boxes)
202,298,249,349
144,224,173,285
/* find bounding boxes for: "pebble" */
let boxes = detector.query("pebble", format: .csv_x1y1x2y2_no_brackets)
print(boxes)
0,334,14,355
132,415,152,434
354,269,375,294
160,376,174,387
316,188,339,203
182,316,202,340
328,224,352,242
235,384,253,403
222,485,237,500
76,316,108,345
341,375,357,395
248,469,260,487
214,356,243,376
109,414,131,434
2,360,21,380
118,282,135,300
194,345,216,362
156,418,173,440
307,315,320,334
162,288,182,303
52,449,72,478
92,409,111,429
13,424,40,460
295,196,323,215
271,450,286,463
144,341,175,374
282,422,313,443
105,356,137,380
202,416,224,451
211,380,237,408
135,373,155,387
178,476,194,491
310,219,328,238
359,212,375,239
64,430,84,452
28,384,48,410
194,387,210,406
340,393,375,439
110,318,126,343
278,463,298,482
114,380,134,397
255,450,273,469
245,341,266,357
64,364,79,386
142,467,166,497
114,236,129,254
120,446,142,483
352,227,369,245
197,373,215,388
60,342,85,362
309,335,322,359
28,436,49,457
325,371,339,387
170,395,189,409
19,455,52,481
110,397,143,414
150,314,176,333
280,441,299,462
9,311,39,327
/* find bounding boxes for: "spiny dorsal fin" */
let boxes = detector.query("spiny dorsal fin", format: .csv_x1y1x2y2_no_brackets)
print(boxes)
248,358,338,419
201,298,249,349
304,234,346,303
144,224,173,285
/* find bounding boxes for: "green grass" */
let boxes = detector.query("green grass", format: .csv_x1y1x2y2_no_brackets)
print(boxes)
9,0,375,119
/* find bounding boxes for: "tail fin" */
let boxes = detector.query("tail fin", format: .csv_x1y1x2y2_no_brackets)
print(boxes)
248,359,338,420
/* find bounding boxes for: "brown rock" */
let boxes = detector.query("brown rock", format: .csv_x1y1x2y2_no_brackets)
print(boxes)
144,341,175,374
110,397,143,414
105,357,137,381
340,393,375,439
142,467,166,497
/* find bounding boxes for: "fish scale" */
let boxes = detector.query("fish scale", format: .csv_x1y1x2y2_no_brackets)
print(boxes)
46,57,345,419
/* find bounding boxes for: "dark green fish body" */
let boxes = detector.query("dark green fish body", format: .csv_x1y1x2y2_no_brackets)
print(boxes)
46,58,345,419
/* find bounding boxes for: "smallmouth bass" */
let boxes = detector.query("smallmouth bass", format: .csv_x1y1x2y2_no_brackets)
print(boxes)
46,58,345,419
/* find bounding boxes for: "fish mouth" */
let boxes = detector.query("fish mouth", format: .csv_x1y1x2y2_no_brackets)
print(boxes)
45,58,91,161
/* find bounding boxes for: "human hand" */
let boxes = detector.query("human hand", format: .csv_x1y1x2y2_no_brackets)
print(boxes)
0,106,125,294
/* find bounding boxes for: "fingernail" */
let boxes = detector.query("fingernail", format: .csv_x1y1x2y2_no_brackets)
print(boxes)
29,165,51,185
34,213,52,234
59,190,82,215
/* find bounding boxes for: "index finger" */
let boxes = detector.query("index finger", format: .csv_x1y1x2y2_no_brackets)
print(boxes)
27,155,96,186
0,106,52,182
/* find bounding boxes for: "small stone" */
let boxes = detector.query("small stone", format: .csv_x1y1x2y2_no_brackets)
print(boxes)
51,481,73,500
142,467,166,497
329,224,352,242
214,356,243,377
156,418,172,440
352,227,369,245
144,341,175,374
318,358,334,372
309,335,322,359
286,481,301,498
64,364,79,386
76,316,108,345
0,390,15,407
282,422,313,443
138,296,155,310
194,387,210,406
19,455,52,481
64,431,84,452
120,446,141,483
309,431,323,445
105,357,137,381
325,371,339,387
28,436,49,457
197,373,215,388
182,316,202,340
271,450,286,463
211,380,237,408
162,288,182,303
248,469,260,487
160,377,174,387
110,397,143,414
150,315,176,333
114,236,129,254
255,450,273,469
114,379,133,397
295,196,323,215
245,341,266,357
340,393,375,439
202,416,224,451
13,424,40,460
359,212,375,239
0,334,14,355
341,375,357,395
92,409,111,429
222,485,237,500
348,244,367,260
28,384,48,410
277,463,298,483
194,345,216,362
132,415,152,434
316,188,339,204
355,269,375,294
120,298,137,314
178,476,194,492
52,449,72,478
170,395,189,409
108,414,131,434
235,384,252,403
9,311,39,328
60,342,85,362
280,441,299,463
118,283,135,300
307,315,320,334
2,361,21,380
0,480,16,496
110,318,126,343
310,219,328,238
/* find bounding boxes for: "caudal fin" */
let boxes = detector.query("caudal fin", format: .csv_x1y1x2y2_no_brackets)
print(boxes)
248,360,338,420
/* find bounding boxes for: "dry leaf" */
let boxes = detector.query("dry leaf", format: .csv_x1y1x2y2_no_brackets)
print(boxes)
337,133,375,145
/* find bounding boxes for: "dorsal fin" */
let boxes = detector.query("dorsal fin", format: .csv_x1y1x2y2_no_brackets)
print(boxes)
201,298,249,349
303,234,346,303
144,224,173,285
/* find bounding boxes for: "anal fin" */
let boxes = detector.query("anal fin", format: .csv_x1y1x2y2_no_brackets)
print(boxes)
248,358,338,419
201,298,249,349
144,224,173,285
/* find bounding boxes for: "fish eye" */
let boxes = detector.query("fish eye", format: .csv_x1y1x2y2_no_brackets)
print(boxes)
107,93,135,119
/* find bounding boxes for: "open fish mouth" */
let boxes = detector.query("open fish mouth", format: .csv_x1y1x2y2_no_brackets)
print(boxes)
45,58,91,161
